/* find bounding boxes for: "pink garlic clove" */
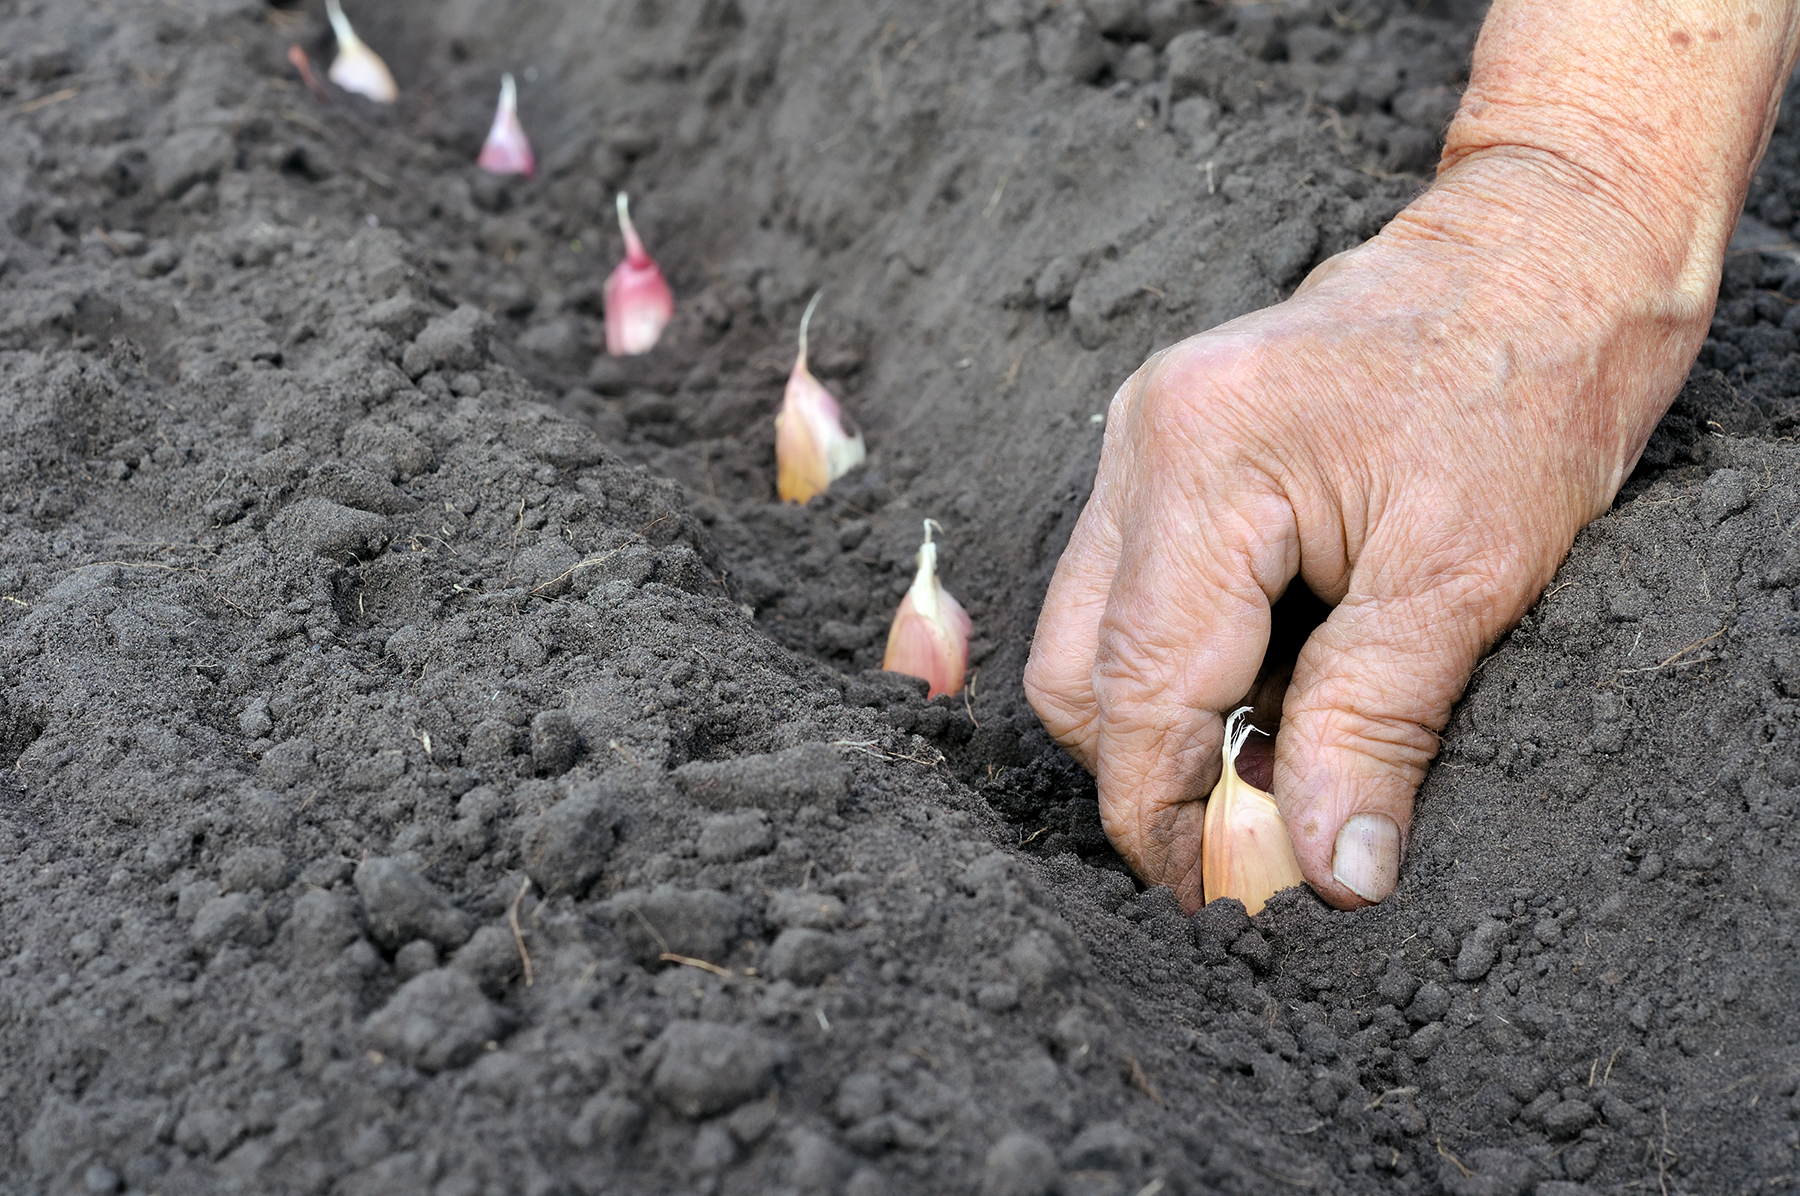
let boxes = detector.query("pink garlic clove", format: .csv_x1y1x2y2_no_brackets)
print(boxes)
287,44,328,102
604,193,674,356
477,74,535,179
324,0,397,103
883,520,972,699
776,291,866,504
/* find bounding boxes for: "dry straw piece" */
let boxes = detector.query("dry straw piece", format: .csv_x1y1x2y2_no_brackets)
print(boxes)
1201,707,1306,915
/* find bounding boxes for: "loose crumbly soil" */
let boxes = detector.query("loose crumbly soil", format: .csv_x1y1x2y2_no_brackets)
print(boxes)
3,1,1799,1193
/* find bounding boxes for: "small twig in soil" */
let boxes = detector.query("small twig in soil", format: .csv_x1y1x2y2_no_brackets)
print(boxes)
503,498,527,586
1717,1073,1761,1096
408,533,460,557
1123,1055,1165,1106
830,737,942,767
897,19,942,62
65,560,183,574
529,545,629,594
1434,1140,1473,1178
963,671,980,728
659,953,734,979
1002,346,1028,392
609,740,642,770
907,1045,942,1069
1616,626,1728,675
2,86,80,119
212,589,253,618
821,491,874,519
983,147,1028,220
508,877,534,987
1653,1106,1677,1196
1364,1086,1417,1111
699,438,717,501
625,906,671,955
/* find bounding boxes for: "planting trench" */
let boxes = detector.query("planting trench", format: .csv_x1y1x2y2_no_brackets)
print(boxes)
2,0,1800,1192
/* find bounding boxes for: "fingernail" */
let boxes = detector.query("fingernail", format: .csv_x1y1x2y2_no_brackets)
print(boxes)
1332,814,1400,903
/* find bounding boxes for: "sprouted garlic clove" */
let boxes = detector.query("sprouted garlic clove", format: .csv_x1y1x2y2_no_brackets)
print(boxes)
775,291,866,503
1201,706,1306,916
882,519,972,699
324,0,397,103
477,73,535,180
603,193,674,355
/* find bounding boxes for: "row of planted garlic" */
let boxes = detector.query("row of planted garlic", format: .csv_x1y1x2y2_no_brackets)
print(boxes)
316,4,1292,915
315,1,970,704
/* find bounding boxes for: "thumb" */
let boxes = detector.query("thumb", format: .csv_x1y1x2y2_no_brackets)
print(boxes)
1273,568,1504,908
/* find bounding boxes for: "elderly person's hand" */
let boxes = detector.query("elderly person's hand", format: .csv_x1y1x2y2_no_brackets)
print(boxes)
1026,0,1800,912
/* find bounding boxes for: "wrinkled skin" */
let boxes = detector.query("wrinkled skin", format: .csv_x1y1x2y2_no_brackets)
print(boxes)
1025,149,1719,912
1026,0,1800,915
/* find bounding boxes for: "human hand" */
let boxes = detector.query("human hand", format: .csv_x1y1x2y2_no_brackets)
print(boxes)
1024,152,1713,912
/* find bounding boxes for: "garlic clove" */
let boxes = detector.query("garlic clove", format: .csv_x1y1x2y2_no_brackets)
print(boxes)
775,291,866,503
324,0,397,103
477,73,535,180
882,520,972,699
1201,707,1307,915
604,193,674,355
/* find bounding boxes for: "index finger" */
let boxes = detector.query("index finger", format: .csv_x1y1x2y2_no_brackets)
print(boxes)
1089,460,1299,911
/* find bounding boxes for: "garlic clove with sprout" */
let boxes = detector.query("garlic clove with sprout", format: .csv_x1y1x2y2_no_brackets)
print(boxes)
477,73,535,179
324,0,397,103
882,520,972,699
775,291,866,503
1201,707,1307,915
604,193,674,355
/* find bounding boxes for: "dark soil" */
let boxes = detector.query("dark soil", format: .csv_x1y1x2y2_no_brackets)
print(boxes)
2,1,1798,1193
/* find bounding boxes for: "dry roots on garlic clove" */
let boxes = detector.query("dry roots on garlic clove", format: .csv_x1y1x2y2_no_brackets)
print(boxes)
604,193,674,356
477,73,535,179
324,0,397,103
775,291,866,504
1201,707,1307,916
882,519,972,699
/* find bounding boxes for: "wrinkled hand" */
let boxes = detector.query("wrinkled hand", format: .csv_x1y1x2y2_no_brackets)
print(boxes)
1025,152,1712,912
